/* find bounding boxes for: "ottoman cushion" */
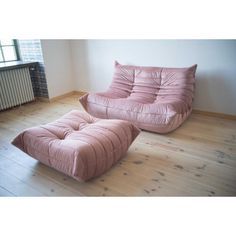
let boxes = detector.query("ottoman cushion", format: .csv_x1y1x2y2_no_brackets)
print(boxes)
12,110,140,181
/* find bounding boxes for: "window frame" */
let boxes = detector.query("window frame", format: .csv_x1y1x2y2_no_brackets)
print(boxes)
0,40,20,63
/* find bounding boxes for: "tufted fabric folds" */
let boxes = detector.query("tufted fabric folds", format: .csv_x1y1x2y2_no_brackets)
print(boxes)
80,61,197,133
12,110,140,181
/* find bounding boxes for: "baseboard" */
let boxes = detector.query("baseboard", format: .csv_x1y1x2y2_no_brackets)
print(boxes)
192,109,236,120
36,97,50,102
49,91,77,102
74,90,87,96
37,91,87,103
51,91,87,102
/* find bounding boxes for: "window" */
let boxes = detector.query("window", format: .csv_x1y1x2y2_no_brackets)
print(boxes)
0,39,20,63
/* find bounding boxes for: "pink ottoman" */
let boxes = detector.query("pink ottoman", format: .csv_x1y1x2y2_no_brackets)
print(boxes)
12,110,140,181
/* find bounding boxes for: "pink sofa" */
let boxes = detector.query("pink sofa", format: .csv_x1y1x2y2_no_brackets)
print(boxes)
12,110,140,181
80,61,197,133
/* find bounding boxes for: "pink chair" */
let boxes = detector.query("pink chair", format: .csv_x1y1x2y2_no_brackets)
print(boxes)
80,61,197,133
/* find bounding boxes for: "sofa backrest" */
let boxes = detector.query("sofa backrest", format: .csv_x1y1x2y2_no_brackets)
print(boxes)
108,61,197,105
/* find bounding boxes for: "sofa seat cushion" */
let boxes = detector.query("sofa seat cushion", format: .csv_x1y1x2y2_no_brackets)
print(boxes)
12,110,140,181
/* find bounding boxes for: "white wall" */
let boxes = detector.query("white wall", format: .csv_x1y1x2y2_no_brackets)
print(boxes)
41,40,74,99
70,40,236,115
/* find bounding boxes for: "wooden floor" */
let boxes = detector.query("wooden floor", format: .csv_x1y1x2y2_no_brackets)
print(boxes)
0,94,236,196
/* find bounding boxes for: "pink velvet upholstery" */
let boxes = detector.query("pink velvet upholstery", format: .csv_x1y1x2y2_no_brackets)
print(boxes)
12,110,140,181
80,61,197,133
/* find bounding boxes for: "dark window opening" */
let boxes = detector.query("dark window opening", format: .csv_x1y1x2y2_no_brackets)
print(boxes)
0,39,20,63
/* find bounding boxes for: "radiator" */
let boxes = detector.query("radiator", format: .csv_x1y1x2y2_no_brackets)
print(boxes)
0,67,35,111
